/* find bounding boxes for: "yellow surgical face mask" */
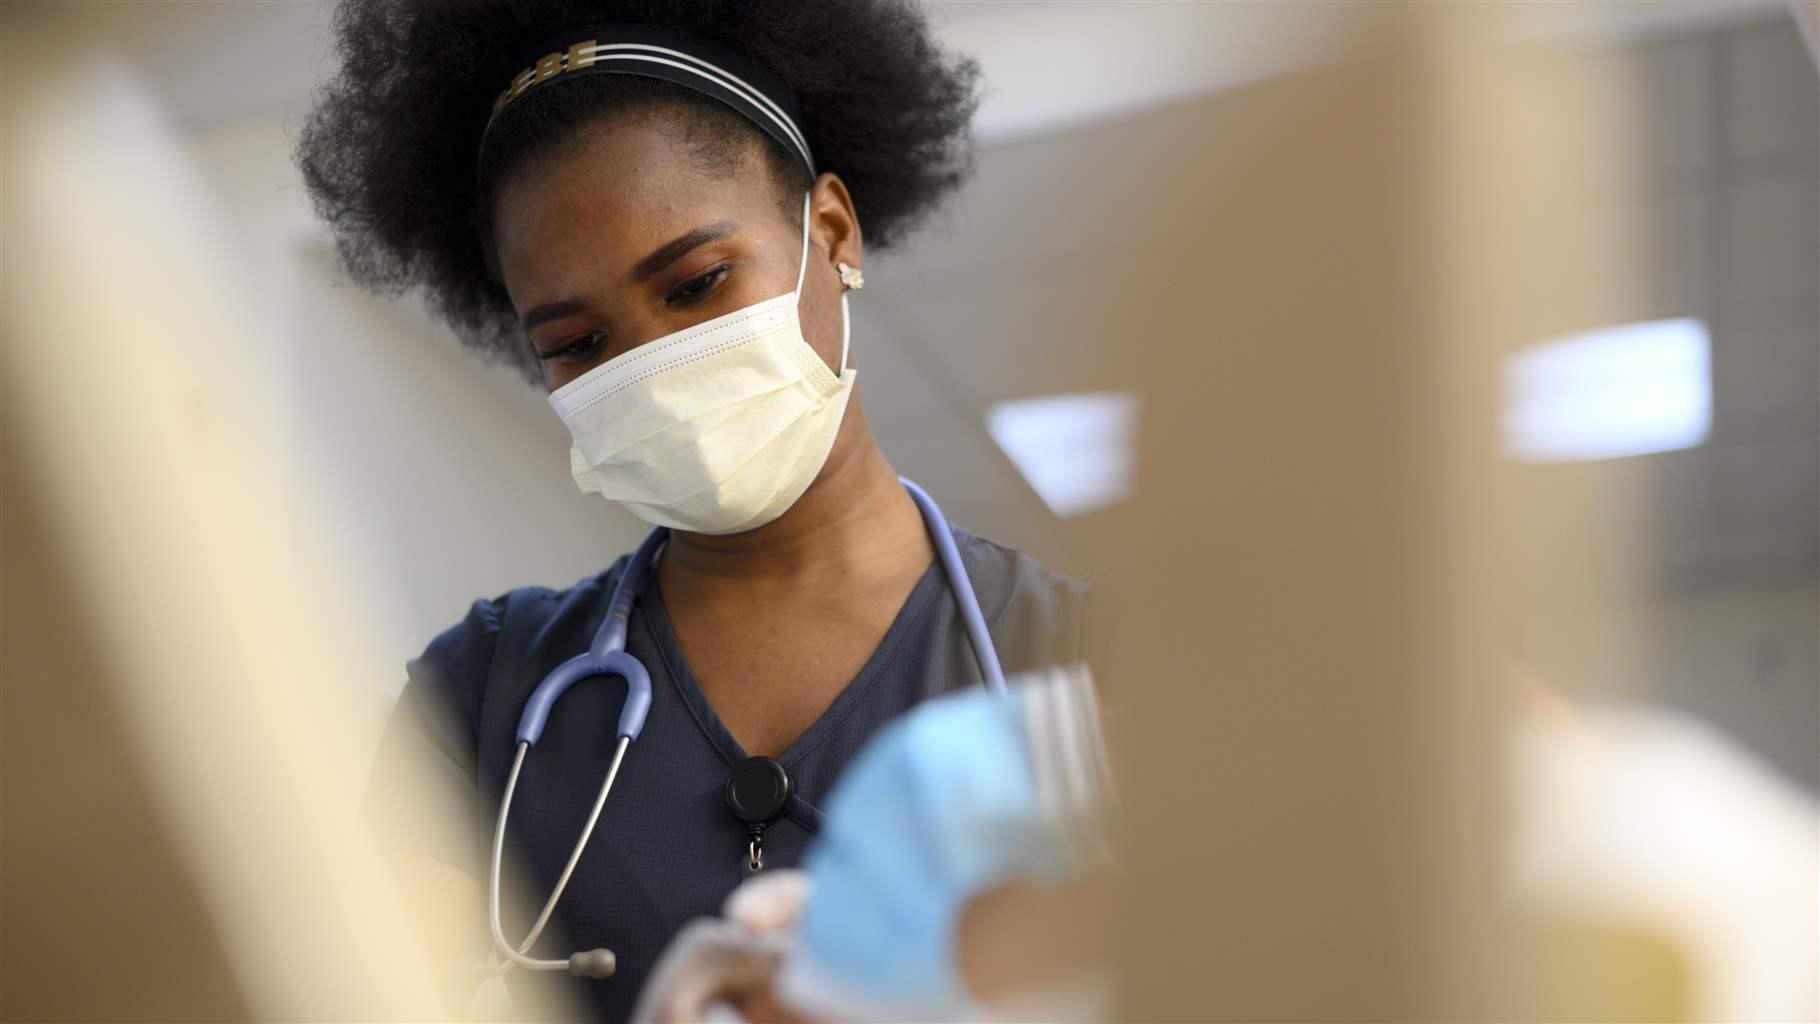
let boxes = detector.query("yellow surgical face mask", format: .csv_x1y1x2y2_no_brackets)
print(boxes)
547,193,856,535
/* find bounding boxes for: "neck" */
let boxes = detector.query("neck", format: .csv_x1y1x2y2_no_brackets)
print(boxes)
659,429,931,586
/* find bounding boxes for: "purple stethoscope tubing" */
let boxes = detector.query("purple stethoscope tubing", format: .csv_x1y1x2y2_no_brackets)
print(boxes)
902,477,1006,693
513,525,664,747
488,478,1004,979
513,477,1005,747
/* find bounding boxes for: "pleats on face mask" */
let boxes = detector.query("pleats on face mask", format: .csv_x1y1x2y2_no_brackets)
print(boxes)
548,192,857,535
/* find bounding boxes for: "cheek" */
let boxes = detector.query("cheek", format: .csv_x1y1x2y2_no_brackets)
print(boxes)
797,269,846,372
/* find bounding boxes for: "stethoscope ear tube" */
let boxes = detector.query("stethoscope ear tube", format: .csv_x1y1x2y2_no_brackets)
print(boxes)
515,650,653,745
515,526,669,746
489,529,668,979
901,477,1007,694
489,737,630,978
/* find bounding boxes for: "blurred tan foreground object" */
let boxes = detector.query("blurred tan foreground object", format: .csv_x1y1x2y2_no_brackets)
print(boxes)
1099,8,1692,1021
0,8,548,1020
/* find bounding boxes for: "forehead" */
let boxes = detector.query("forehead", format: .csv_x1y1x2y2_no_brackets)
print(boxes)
492,119,777,285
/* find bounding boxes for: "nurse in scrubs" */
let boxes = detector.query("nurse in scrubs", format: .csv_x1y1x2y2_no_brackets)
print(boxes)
296,1,1087,1018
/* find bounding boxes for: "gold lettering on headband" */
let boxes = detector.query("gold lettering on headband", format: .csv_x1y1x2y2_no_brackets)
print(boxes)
490,67,535,116
490,40,600,118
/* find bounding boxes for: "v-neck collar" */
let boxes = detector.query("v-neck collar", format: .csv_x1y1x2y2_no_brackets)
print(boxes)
636,548,949,806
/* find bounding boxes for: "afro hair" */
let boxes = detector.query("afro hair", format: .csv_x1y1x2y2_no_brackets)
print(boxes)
296,0,981,382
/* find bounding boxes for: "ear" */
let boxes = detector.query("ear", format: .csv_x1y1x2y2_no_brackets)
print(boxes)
809,172,863,274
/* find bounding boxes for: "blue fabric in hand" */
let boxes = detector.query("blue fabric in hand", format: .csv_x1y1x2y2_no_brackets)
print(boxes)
775,666,1110,1021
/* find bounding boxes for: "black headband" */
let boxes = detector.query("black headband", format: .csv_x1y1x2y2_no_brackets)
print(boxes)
481,22,815,177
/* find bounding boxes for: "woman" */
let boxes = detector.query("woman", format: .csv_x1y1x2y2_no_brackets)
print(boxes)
298,1,1086,1018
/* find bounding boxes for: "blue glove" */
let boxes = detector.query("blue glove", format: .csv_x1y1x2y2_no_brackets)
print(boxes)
775,665,1113,1021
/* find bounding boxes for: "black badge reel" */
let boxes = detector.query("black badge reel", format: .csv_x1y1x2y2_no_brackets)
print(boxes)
725,756,791,874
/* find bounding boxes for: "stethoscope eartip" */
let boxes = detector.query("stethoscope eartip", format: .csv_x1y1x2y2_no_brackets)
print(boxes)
568,948,617,979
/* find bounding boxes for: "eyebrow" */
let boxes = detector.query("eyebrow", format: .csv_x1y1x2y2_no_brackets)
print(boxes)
630,222,736,283
519,222,739,335
521,298,589,332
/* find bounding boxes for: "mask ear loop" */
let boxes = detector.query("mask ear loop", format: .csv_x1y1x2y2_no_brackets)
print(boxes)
793,191,851,376
839,294,851,376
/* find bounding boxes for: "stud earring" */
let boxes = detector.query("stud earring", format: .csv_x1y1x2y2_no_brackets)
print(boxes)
837,261,865,291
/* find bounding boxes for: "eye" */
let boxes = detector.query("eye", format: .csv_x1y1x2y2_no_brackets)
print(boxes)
537,330,608,364
666,264,730,306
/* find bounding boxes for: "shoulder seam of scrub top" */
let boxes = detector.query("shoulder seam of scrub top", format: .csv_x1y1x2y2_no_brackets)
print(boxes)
407,687,481,781
956,528,1026,635
470,594,511,773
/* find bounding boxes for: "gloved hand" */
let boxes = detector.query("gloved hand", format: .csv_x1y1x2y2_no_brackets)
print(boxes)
630,869,811,1024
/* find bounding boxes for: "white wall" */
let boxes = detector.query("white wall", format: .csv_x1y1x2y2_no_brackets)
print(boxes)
183,115,647,708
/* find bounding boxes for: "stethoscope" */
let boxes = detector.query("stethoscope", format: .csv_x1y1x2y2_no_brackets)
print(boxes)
487,478,1006,979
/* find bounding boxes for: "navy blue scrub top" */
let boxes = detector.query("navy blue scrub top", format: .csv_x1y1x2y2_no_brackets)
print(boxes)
368,526,1086,1022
